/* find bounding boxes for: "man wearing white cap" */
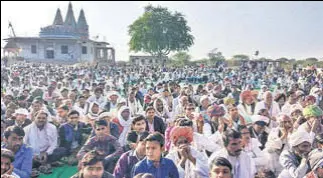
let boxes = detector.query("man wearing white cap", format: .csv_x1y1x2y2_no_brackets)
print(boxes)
278,130,312,178
304,149,323,178
249,115,269,150
101,91,120,113
7,108,32,128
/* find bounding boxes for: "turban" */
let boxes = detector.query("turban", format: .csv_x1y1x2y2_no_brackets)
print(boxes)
99,112,114,120
304,95,316,103
289,131,312,147
303,105,323,118
240,90,253,101
170,126,193,144
223,97,235,105
208,104,226,117
200,95,210,104
289,104,303,116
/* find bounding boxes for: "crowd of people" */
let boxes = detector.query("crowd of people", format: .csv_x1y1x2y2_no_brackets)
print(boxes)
1,61,322,178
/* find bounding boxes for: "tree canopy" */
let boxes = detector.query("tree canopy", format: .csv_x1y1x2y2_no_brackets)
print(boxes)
232,54,250,61
128,5,194,59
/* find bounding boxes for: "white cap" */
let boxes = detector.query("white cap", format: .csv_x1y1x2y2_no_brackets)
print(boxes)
14,108,29,116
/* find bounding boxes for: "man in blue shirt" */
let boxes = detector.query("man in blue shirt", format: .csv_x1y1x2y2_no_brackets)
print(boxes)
2,126,33,178
132,132,179,178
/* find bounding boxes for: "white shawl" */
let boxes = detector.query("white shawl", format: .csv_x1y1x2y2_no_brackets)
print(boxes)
117,106,133,146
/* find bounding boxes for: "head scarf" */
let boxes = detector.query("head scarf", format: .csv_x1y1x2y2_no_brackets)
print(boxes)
170,126,193,144
289,130,312,147
303,105,323,118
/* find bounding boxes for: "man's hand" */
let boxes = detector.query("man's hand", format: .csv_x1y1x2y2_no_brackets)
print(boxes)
1,174,16,178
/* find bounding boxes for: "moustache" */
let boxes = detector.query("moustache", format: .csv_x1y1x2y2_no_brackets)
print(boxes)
235,149,242,153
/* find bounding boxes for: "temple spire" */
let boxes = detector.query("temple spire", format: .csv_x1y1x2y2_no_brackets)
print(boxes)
77,9,88,28
53,8,63,25
64,2,76,27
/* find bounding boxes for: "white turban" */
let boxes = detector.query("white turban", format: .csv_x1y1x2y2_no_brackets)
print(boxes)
289,131,312,147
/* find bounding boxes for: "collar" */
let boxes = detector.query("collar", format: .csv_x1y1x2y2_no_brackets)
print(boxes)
146,157,165,168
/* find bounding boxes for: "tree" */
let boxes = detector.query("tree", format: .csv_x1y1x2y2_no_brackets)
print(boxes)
208,51,225,64
128,5,194,65
232,54,250,61
305,57,318,62
170,52,191,67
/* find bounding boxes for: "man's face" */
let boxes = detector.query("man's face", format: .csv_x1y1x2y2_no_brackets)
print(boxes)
82,162,104,178
175,136,189,148
15,114,27,125
95,125,108,138
146,110,155,119
110,95,118,103
185,105,195,116
35,113,47,128
7,133,23,153
226,138,242,156
133,120,146,133
121,109,130,120
1,157,11,174
201,99,209,107
317,163,323,178
280,116,293,130
137,140,147,155
295,142,311,157
95,91,102,98
32,103,42,113
68,114,79,126
264,93,273,103
79,98,86,106
210,165,232,178
61,91,68,98
146,141,162,161
181,97,189,106
253,123,266,134
240,128,251,145
57,108,68,118
228,107,238,117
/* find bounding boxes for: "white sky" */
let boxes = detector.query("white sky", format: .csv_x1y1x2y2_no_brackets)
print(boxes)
2,1,323,61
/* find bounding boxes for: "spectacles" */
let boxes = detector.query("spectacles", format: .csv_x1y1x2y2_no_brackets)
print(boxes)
187,108,195,111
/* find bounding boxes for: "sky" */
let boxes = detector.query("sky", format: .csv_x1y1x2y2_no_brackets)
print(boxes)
1,1,323,61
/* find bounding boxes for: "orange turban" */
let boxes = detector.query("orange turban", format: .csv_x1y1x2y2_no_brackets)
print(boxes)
170,126,193,144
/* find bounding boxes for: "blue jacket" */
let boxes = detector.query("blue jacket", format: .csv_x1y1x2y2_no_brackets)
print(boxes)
1,144,33,178
132,157,179,178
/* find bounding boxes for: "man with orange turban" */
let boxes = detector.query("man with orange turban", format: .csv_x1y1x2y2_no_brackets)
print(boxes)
166,126,209,178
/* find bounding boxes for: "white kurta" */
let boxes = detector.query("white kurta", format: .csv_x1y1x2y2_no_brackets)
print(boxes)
209,148,257,178
166,146,209,178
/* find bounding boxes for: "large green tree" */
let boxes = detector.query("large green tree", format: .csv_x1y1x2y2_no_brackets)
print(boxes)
128,5,194,63
170,52,191,67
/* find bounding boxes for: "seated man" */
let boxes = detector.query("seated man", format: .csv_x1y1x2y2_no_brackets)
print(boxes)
114,131,149,178
2,126,33,178
132,132,179,178
279,130,312,178
131,115,147,133
71,150,114,178
304,149,323,178
6,108,31,128
145,107,166,134
1,148,20,178
23,110,66,173
209,157,233,178
59,110,91,165
166,126,209,178
77,119,123,173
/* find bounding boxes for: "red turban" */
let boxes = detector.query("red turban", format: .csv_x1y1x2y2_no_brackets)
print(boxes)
170,126,193,144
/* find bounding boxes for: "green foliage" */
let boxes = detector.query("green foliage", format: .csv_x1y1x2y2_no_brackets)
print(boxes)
168,52,191,67
128,4,194,60
232,54,250,61
305,57,318,62
208,51,225,64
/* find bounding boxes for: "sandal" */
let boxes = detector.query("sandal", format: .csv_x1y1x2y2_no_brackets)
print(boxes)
39,164,53,174
31,169,40,178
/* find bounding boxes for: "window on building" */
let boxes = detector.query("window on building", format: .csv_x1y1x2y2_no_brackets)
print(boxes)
46,50,54,59
31,45,37,54
82,46,87,54
149,59,153,63
61,45,68,54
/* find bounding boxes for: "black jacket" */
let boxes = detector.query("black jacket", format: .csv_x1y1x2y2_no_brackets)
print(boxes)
145,116,166,135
